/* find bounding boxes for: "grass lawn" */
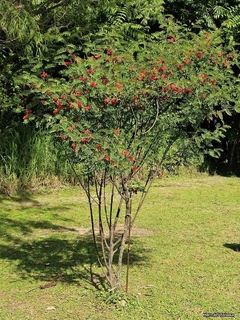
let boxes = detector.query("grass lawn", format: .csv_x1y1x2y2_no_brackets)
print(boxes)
0,174,240,319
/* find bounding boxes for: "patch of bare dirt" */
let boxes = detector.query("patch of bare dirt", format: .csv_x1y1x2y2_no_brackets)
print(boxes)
72,226,156,237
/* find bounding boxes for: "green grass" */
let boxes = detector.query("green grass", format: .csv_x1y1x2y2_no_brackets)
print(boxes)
0,175,240,319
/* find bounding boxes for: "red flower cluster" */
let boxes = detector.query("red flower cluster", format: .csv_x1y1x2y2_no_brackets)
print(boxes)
102,78,109,84
41,71,48,78
168,35,175,42
90,82,97,87
23,108,32,120
170,83,181,93
122,150,129,156
63,61,72,67
196,52,203,58
79,76,88,82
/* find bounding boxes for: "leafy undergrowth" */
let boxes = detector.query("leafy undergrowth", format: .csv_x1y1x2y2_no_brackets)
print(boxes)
0,175,240,319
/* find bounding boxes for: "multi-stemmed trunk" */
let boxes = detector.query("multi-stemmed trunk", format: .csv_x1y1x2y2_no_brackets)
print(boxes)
85,172,133,291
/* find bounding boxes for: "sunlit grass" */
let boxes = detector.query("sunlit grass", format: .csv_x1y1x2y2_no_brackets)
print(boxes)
0,175,240,319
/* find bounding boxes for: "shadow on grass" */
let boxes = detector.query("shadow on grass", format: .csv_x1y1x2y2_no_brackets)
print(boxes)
0,213,75,238
0,212,151,291
0,189,41,204
0,236,150,290
0,192,41,209
223,243,240,252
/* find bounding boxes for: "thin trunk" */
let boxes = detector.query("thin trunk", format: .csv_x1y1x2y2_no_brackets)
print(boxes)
126,196,132,293
87,186,106,275
116,199,131,289
116,175,130,289
107,178,117,288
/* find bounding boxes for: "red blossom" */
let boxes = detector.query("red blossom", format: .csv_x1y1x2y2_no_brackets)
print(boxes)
138,72,146,80
210,79,217,85
23,114,31,120
183,87,193,94
196,52,203,58
81,138,88,144
41,71,48,78
104,98,110,104
168,35,175,42
71,142,76,148
79,76,88,82
177,64,183,69
86,68,95,74
68,125,76,131
131,165,138,172
85,105,92,111
84,129,90,135
183,59,191,65
105,156,111,162
63,61,72,66
113,128,120,135
94,54,101,59
56,101,63,108
102,78,109,84
53,109,59,115
107,49,112,55
128,156,136,163
90,82,97,87
115,83,123,88
150,75,159,81
111,98,117,106
170,83,180,92
122,150,129,156
59,135,68,140
77,101,82,108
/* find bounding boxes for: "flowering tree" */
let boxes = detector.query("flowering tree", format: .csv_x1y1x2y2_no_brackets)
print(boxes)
18,28,237,290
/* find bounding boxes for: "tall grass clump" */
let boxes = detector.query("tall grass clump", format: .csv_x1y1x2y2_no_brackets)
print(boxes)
0,120,76,194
